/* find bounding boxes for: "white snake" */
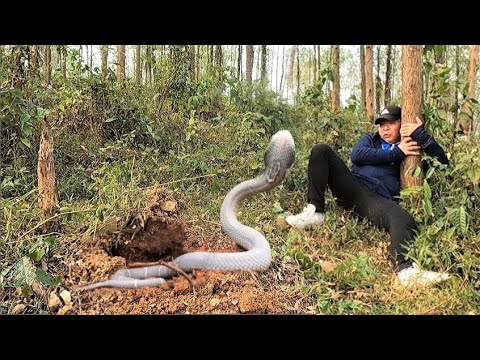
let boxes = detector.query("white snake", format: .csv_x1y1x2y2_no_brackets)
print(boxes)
79,130,295,290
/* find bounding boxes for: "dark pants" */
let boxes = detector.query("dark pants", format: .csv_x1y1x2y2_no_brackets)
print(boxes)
307,144,415,271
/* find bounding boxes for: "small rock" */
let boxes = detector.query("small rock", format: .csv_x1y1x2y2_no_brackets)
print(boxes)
320,261,337,273
12,304,26,314
231,299,238,305
210,298,220,307
57,305,72,315
161,200,177,212
48,292,61,310
59,290,72,305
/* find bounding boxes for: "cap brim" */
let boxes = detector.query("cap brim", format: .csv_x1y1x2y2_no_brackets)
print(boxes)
374,114,399,125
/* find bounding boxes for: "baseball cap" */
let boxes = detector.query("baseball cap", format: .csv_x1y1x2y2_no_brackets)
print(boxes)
375,105,401,125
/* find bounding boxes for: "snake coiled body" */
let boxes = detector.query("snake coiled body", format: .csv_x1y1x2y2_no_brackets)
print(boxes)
79,130,295,290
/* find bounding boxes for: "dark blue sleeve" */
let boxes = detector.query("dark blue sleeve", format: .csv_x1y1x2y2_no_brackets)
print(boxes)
351,134,406,165
410,126,449,165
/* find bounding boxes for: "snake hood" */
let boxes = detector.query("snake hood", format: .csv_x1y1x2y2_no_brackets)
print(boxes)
263,130,295,187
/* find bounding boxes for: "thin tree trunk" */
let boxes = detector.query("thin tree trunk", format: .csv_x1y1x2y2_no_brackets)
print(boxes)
280,46,285,95
246,45,254,84
317,45,321,72
460,45,479,133
189,45,196,82
61,46,67,79
331,45,340,112
117,45,126,85
89,45,93,76
375,45,382,114
392,45,397,101
454,45,460,120
296,45,301,99
45,45,51,86
384,45,392,106
237,45,242,80
37,125,59,232
101,45,108,81
313,45,317,82
365,45,374,124
261,45,267,87
136,45,142,85
275,46,279,92
401,45,424,188
360,45,366,111
215,45,223,81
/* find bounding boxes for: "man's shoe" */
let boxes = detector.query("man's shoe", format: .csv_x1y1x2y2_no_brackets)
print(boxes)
285,204,325,229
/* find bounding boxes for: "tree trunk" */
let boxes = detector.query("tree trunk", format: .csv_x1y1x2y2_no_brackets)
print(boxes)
280,46,285,95
237,45,242,80
384,45,392,106
9,46,25,90
317,45,321,72
460,45,479,133
296,45,301,98
401,45,424,188
101,45,108,81
261,45,267,86
215,45,223,81
375,45,382,114
313,45,317,82
287,46,297,98
365,45,374,124
360,45,366,111
117,45,126,85
89,45,93,76
61,46,67,79
37,126,59,232
188,45,196,82
331,45,340,112
31,45,40,74
454,45,460,121
136,45,142,85
392,45,397,101
246,45,254,84
45,45,51,86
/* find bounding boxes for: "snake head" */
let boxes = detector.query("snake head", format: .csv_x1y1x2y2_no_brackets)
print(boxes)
264,130,296,185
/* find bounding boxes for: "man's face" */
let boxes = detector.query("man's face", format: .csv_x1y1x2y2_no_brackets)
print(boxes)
378,119,401,144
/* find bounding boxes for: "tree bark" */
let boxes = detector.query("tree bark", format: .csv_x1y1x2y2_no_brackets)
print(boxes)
331,45,340,112
460,45,478,133
45,45,52,86
365,45,374,123
246,45,254,84
37,126,59,232
360,45,366,111
401,45,424,188
136,45,142,85
384,45,392,106
101,45,108,81
117,45,126,85
375,45,382,114
237,45,242,80
261,45,267,86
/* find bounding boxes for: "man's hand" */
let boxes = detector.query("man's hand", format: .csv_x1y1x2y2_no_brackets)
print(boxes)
400,116,423,137
398,137,421,156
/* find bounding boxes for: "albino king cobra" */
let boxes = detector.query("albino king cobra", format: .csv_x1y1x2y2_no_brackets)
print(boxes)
79,130,295,290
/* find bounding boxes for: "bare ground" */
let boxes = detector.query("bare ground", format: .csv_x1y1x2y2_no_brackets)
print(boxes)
52,187,315,315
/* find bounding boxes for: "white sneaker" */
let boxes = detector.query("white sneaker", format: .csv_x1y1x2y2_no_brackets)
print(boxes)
285,204,325,229
396,263,451,287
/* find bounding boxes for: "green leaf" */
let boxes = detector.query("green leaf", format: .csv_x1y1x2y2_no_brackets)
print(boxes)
60,207,73,214
36,107,46,118
35,269,55,286
29,248,45,262
21,138,31,148
20,113,31,123
272,203,284,213
423,180,432,200
21,125,32,137
425,167,435,180
424,198,433,217
95,207,104,222
104,117,116,123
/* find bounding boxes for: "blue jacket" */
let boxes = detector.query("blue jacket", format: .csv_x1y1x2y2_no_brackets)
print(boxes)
350,126,449,200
